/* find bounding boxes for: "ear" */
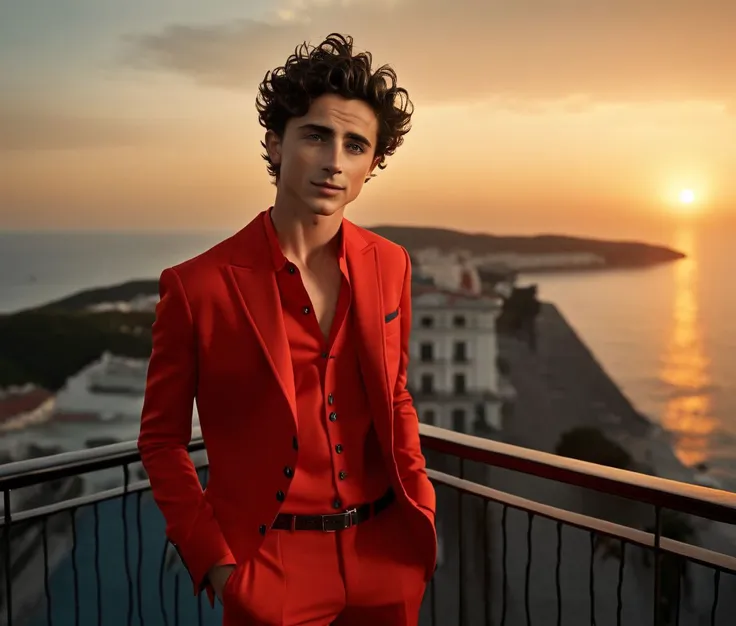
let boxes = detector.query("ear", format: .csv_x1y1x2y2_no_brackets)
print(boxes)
264,130,282,165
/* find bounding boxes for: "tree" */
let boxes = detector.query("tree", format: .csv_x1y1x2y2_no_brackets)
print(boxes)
555,426,633,470
595,509,695,625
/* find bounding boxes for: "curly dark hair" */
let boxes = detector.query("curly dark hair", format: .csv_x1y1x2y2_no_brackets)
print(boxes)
256,33,413,183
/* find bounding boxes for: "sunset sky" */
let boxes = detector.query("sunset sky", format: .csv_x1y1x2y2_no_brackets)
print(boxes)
2,0,736,242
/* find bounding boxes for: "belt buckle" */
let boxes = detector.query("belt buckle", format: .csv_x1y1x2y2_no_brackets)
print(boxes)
321,508,358,532
345,507,358,527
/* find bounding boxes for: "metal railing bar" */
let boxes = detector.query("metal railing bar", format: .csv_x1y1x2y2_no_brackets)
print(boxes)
0,432,206,489
42,516,52,626
525,512,533,626
1,461,209,527
501,505,508,626
2,425,736,525
427,469,736,573
589,532,596,626
420,425,736,525
458,459,465,626
3,489,12,626
653,506,662,626
70,508,79,626
122,466,133,626
555,522,562,626
3,425,736,527
93,502,102,626
158,537,170,626
136,490,144,626
710,569,720,626
616,541,625,626
674,558,682,626
483,501,491,626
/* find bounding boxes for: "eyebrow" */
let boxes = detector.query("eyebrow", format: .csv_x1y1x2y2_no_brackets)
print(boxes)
298,123,373,149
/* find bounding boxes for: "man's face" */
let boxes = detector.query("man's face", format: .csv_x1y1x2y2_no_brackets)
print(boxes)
265,93,381,217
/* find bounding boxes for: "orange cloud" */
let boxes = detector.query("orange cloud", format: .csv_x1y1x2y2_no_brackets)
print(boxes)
120,0,736,107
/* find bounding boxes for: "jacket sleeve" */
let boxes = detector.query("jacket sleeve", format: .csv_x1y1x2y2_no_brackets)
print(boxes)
137,267,234,601
391,248,436,520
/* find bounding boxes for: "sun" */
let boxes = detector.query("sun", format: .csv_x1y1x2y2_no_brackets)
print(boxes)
679,189,695,204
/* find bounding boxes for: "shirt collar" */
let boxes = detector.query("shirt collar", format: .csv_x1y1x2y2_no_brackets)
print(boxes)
263,207,347,272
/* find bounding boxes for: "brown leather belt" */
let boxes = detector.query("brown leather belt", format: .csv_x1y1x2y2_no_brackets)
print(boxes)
271,488,395,532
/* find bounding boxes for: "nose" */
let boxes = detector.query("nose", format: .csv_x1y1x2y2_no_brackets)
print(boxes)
322,141,343,176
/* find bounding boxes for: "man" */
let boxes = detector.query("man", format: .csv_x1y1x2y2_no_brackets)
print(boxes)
138,33,436,626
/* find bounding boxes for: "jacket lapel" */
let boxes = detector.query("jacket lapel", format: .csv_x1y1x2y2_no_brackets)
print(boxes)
228,215,297,422
344,221,393,441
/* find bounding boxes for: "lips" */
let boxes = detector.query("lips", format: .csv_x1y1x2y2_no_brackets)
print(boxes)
312,182,344,190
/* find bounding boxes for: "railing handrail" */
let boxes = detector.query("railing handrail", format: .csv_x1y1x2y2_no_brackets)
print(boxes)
419,424,736,524
428,468,736,573
0,428,206,490
3,424,736,525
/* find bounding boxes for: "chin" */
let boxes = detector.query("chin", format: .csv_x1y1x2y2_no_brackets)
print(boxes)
308,200,345,217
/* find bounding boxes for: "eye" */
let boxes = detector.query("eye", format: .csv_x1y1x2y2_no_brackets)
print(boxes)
307,133,323,141
347,143,365,154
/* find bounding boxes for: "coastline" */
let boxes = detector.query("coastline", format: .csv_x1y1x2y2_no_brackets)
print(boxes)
480,302,736,624
498,301,708,488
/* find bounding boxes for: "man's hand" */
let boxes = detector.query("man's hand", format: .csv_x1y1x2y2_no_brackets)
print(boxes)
208,563,237,603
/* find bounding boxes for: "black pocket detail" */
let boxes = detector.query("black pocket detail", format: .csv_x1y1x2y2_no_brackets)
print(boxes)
385,309,399,323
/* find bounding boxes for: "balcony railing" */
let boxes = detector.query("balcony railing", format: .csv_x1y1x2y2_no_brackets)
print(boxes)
2,425,736,625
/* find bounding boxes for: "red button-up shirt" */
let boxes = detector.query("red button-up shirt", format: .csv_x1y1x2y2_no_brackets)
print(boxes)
262,209,391,514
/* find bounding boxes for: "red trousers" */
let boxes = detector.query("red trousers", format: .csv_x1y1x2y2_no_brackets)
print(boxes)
220,501,427,625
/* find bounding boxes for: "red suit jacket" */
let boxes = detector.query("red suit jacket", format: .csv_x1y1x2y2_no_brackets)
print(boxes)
137,211,437,602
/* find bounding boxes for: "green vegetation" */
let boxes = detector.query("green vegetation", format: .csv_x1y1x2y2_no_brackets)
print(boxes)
555,426,633,470
0,310,153,390
33,279,158,313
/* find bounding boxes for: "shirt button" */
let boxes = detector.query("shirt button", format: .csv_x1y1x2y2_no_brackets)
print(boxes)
328,393,334,405
339,471,347,480
288,264,296,274
333,499,342,510
329,412,337,422
321,352,329,359
284,466,294,478
259,524,267,535
276,490,285,501
335,444,343,454
302,306,310,314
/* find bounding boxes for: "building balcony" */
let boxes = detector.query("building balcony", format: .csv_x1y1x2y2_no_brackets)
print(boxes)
1,425,736,625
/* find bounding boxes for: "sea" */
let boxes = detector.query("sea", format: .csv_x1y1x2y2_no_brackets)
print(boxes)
1,225,735,491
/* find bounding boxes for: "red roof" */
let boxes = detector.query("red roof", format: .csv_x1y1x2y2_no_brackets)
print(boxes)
0,388,54,424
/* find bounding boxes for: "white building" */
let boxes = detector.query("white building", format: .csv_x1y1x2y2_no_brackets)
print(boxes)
412,248,483,295
408,285,506,434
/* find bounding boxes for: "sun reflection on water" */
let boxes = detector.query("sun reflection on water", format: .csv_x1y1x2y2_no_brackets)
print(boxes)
658,228,715,467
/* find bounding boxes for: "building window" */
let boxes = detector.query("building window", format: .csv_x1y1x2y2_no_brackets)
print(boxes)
423,409,436,425
421,374,434,394
452,314,466,327
453,341,467,362
420,316,434,328
420,342,434,362
451,408,465,432
453,373,466,395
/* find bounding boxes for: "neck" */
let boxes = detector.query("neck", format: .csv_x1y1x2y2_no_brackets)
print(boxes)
270,194,344,267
